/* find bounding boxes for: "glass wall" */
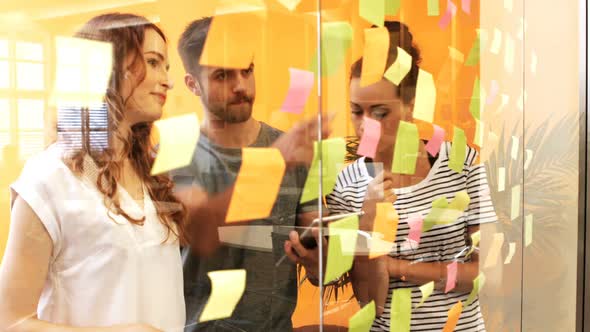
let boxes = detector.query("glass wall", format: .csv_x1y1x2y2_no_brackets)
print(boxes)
0,0,584,331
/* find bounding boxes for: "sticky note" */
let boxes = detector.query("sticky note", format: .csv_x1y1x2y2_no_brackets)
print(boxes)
427,0,440,16
448,47,464,63
448,190,470,210
314,22,353,77
504,0,513,12
445,261,458,293
412,69,436,123
525,214,533,247
215,0,265,14
199,269,246,322
449,127,466,173
300,137,346,203
358,117,382,159
151,114,200,175
423,196,448,232
443,301,463,332
461,0,471,14
504,242,516,264
517,89,527,111
531,50,538,74
360,0,385,27
385,0,401,15
469,77,481,120
225,148,286,222
474,119,484,148
361,27,390,87
486,80,499,105
384,47,412,86
466,273,485,306
524,149,533,170
465,32,480,66
278,0,301,11
505,34,515,74
484,233,505,269
425,124,445,157
511,136,519,160
416,281,434,308
511,185,521,221
349,301,376,332
466,230,481,257
392,121,419,175
407,215,424,245
498,167,506,192
369,202,399,259
490,28,502,55
438,0,457,29
390,288,412,332
324,215,359,284
200,12,262,69
281,68,314,114
423,191,469,232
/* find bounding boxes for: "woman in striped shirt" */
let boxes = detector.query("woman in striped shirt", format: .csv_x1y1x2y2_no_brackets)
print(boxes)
326,21,498,331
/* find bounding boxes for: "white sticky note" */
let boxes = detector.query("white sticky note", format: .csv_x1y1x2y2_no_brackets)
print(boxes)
504,0,513,12
524,149,533,170
199,269,246,322
151,114,200,175
511,136,519,160
511,185,521,221
525,214,533,247
278,0,301,11
505,34,515,74
504,242,516,264
484,233,505,269
412,69,436,123
498,167,506,192
490,28,502,55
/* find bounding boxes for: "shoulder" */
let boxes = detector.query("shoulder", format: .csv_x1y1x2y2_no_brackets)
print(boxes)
259,122,284,143
335,158,369,190
18,144,73,183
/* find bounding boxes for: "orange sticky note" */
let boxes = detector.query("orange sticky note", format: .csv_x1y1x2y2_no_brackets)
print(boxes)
225,148,286,222
369,203,399,258
200,11,263,69
360,27,390,87
443,301,463,332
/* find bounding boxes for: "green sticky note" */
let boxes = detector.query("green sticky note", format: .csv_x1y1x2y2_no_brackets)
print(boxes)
525,214,533,246
423,191,470,232
385,0,401,15
310,22,353,77
465,33,481,66
391,288,412,332
448,190,470,210
423,196,448,232
427,0,440,16
466,273,486,306
416,281,434,308
324,215,359,285
448,127,466,173
360,0,385,27
349,300,376,332
392,121,419,175
469,77,481,120
466,230,481,256
300,137,346,203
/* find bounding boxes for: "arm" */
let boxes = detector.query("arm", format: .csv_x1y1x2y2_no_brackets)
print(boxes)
0,196,160,332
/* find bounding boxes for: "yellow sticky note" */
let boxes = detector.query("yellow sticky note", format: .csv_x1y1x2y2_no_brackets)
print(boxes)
443,301,463,332
504,242,516,264
525,214,533,247
369,203,399,259
524,149,533,170
416,281,434,308
448,46,465,63
392,121,419,175
360,27,390,87
359,0,385,26
412,69,436,123
474,119,484,148
324,215,359,284
449,127,466,173
484,233,505,269
300,138,346,203
490,28,502,55
151,114,200,175
427,0,440,16
498,167,506,192
225,148,286,222
504,34,515,74
278,0,301,11
511,136,519,160
384,47,412,85
466,273,485,306
391,288,412,332
349,301,376,332
511,185,521,221
504,0,513,12
385,0,401,15
199,269,246,322
466,230,481,257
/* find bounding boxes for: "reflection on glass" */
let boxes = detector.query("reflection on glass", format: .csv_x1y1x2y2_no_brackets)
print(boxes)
17,99,44,159
0,99,9,151
0,40,8,58
16,62,44,90
0,61,8,89
15,41,43,62
56,102,108,153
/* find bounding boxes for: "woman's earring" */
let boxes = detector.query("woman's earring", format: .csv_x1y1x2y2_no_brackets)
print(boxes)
124,71,131,80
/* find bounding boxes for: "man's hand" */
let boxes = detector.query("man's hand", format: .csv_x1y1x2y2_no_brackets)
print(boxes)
284,227,327,285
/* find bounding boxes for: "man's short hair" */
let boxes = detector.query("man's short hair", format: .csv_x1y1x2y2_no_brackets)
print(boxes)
178,17,212,75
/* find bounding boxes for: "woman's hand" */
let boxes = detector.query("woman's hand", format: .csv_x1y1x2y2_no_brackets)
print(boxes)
284,228,327,285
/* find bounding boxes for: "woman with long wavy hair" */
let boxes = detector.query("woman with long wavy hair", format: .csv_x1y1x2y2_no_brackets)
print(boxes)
0,13,186,332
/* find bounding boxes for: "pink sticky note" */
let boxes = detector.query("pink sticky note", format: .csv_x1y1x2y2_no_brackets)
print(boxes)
425,125,445,157
281,68,315,114
357,117,381,158
486,80,499,105
461,0,471,14
407,215,424,245
438,0,457,29
445,261,458,293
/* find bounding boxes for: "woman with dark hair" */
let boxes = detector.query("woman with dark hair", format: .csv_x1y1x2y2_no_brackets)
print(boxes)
326,22,497,331
0,13,184,332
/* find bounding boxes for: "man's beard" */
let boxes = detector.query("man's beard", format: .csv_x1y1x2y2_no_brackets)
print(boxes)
207,95,254,124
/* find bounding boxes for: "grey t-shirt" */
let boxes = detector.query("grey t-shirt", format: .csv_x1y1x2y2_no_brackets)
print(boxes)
172,122,314,332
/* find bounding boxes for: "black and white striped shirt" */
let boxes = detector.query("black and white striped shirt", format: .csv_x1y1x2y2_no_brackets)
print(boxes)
326,142,498,331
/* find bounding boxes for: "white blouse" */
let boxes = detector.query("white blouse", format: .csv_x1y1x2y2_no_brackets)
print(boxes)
10,144,185,331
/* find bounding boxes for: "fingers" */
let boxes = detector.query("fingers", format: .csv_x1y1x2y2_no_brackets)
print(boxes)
288,230,310,258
